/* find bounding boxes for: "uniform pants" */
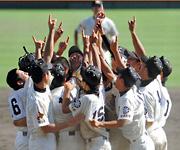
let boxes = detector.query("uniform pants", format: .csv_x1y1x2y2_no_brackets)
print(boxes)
148,127,167,150
58,130,86,150
15,131,29,150
130,132,155,150
86,136,111,150
29,133,56,150
109,128,129,150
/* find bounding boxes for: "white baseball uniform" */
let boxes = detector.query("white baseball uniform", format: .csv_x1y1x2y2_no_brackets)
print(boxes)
52,85,86,150
104,83,130,150
139,78,167,150
26,81,56,150
8,87,29,150
158,86,172,127
76,16,118,65
69,92,111,150
115,88,155,150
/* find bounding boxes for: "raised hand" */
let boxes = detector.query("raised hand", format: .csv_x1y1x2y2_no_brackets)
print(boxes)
56,22,64,37
64,81,75,92
95,11,105,21
90,29,98,44
57,36,70,56
32,36,46,50
82,29,90,49
128,16,136,34
48,14,57,31
32,36,46,59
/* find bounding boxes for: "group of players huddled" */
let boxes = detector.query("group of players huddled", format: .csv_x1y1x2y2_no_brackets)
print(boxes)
6,1,172,150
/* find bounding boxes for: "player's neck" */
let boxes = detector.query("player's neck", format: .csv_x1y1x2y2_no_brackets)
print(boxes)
34,83,46,93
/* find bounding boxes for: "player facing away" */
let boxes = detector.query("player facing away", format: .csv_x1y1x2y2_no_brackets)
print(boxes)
26,59,84,150
51,62,86,150
6,68,30,150
63,65,111,150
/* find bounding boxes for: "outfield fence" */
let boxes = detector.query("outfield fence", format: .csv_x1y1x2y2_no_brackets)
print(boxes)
0,1,180,9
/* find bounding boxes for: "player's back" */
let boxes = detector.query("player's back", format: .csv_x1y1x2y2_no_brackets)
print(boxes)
115,88,145,141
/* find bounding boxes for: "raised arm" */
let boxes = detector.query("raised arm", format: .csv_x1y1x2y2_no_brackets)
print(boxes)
90,30,101,70
44,15,57,63
128,16,146,57
110,36,126,70
32,36,46,59
82,29,92,67
56,36,69,56
54,22,64,45
98,46,116,82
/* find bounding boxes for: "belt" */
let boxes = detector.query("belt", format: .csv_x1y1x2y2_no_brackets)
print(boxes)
68,130,76,136
22,131,28,136
86,136,108,143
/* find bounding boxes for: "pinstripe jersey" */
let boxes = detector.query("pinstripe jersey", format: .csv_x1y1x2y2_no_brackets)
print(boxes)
115,88,146,141
69,93,109,139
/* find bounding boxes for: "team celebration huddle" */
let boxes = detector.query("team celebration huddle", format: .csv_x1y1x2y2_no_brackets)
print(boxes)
6,0,172,150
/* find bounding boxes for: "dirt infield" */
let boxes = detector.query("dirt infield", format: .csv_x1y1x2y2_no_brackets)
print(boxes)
1,87,180,150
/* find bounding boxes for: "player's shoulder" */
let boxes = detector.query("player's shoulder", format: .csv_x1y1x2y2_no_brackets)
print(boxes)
104,17,115,24
8,88,24,100
51,86,64,96
84,16,93,22
80,16,93,25
80,94,98,103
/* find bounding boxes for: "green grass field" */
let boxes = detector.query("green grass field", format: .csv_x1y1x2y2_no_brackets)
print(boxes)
0,9,180,87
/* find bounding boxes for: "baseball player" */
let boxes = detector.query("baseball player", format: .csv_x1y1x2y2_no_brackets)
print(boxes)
63,65,111,150
128,16,170,150
90,65,155,150
26,59,83,150
148,56,172,150
51,63,86,150
158,56,172,128
6,68,30,150
68,45,84,81
74,0,118,65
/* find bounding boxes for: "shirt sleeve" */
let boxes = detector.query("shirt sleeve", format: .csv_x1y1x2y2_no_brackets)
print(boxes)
144,92,156,122
107,18,119,37
76,19,86,34
8,94,26,121
117,96,134,123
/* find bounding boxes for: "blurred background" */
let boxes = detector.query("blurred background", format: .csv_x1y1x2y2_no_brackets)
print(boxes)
0,1,180,150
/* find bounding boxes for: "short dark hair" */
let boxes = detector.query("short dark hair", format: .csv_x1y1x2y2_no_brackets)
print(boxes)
31,59,52,84
160,56,172,78
117,67,140,88
141,56,163,79
6,68,22,90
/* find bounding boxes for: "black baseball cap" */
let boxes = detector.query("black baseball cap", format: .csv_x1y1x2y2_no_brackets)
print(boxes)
92,0,103,7
35,59,52,73
68,46,83,57
81,65,102,88
160,56,172,78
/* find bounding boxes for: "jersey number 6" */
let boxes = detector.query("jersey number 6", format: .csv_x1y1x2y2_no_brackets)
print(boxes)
11,98,21,115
